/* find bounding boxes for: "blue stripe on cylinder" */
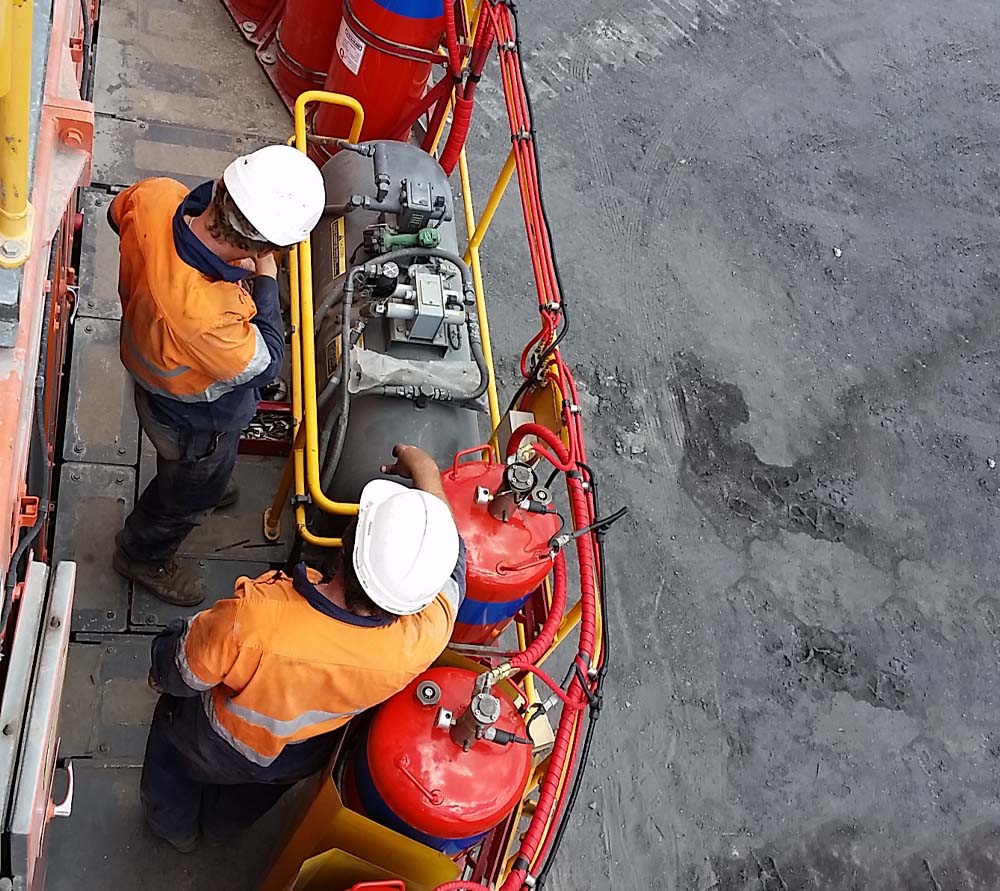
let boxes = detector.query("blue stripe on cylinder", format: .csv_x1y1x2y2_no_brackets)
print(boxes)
371,0,443,20
456,591,531,627
354,745,487,854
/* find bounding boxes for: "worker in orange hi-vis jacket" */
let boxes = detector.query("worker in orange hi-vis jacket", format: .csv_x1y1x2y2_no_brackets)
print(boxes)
107,146,325,608
140,444,467,853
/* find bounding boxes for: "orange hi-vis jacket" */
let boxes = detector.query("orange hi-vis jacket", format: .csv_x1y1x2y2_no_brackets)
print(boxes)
109,178,272,404
155,562,463,767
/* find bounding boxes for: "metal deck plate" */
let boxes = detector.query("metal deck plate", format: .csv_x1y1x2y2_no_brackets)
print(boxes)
76,189,122,320
51,463,134,633
92,0,287,137
59,636,156,766
94,116,280,189
130,557,270,630
62,317,138,464
44,764,298,891
139,444,291,563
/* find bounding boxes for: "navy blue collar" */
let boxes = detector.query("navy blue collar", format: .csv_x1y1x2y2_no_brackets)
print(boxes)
172,181,250,283
291,563,395,627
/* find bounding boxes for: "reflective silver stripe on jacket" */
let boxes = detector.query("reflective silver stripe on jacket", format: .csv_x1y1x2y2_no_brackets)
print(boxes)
123,322,272,402
440,577,461,613
121,317,191,378
174,619,214,692
202,693,275,766
223,698,366,736
200,695,366,767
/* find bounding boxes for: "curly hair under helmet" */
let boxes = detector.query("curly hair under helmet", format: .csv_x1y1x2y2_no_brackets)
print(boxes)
206,180,282,254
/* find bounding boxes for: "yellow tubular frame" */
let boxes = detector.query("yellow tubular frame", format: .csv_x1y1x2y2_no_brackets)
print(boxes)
0,0,35,267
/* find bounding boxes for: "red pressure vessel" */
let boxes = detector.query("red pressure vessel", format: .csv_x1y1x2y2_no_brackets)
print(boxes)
344,668,532,854
275,0,342,101
314,0,444,143
442,454,560,645
229,0,278,25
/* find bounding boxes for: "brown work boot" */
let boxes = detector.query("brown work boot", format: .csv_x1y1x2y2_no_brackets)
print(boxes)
113,534,207,607
215,478,240,511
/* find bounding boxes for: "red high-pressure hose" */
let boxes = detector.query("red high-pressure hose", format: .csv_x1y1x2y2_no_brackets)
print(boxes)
509,550,567,668
431,4,606,888
438,8,495,173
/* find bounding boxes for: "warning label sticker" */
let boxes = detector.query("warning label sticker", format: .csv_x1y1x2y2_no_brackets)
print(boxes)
336,19,365,76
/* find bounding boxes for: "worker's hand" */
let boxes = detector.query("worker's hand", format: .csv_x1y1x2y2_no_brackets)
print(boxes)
148,669,164,694
381,444,436,481
253,252,278,279
237,258,256,272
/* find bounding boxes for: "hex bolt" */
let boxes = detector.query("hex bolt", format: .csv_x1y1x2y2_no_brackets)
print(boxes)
145,615,156,625
50,616,61,628
84,324,94,334
117,446,127,455
241,20,256,32
70,472,81,482
73,443,84,454
261,51,276,64
1,242,19,259
61,127,84,148
106,610,116,620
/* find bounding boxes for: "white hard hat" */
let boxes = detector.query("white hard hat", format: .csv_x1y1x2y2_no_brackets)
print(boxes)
353,480,460,616
222,145,324,247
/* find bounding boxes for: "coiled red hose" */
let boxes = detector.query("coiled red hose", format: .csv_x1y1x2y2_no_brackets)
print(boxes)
508,550,567,669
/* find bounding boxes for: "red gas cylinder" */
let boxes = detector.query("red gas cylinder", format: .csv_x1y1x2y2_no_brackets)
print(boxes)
229,0,278,28
275,0,342,101
344,667,532,854
442,451,560,645
314,0,444,143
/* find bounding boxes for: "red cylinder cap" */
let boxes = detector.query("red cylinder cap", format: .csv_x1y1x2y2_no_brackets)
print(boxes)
367,667,532,838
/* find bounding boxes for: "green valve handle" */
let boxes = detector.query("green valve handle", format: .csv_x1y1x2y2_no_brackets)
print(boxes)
384,228,441,249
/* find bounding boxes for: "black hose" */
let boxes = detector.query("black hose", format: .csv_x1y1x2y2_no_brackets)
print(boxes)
314,275,347,327
79,0,93,102
1,520,43,643
319,270,359,491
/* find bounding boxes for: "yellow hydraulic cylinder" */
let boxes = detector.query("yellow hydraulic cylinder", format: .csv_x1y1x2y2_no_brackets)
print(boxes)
0,0,34,268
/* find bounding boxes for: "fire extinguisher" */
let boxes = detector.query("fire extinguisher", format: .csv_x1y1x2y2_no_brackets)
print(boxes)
315,0,447,144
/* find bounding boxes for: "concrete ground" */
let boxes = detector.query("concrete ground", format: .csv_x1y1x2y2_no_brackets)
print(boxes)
467,1,1000,888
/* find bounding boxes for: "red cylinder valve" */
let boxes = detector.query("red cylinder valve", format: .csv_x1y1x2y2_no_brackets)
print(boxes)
442,450,560,645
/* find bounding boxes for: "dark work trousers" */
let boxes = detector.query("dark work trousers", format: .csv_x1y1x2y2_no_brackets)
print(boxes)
122,388,239,563
141,697,324,847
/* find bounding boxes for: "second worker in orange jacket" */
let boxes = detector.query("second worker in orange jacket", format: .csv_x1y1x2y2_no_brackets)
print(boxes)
138,444,466,853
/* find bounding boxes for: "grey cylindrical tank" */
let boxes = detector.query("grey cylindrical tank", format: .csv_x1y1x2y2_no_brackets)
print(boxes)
310,142,483,504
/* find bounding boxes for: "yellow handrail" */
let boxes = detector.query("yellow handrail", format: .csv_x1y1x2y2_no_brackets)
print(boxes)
457,147,501,431
292,92,364,519
0,0,35,268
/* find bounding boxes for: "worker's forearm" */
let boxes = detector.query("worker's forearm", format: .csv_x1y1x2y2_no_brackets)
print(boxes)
233,275,285,391
411,458,449,506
